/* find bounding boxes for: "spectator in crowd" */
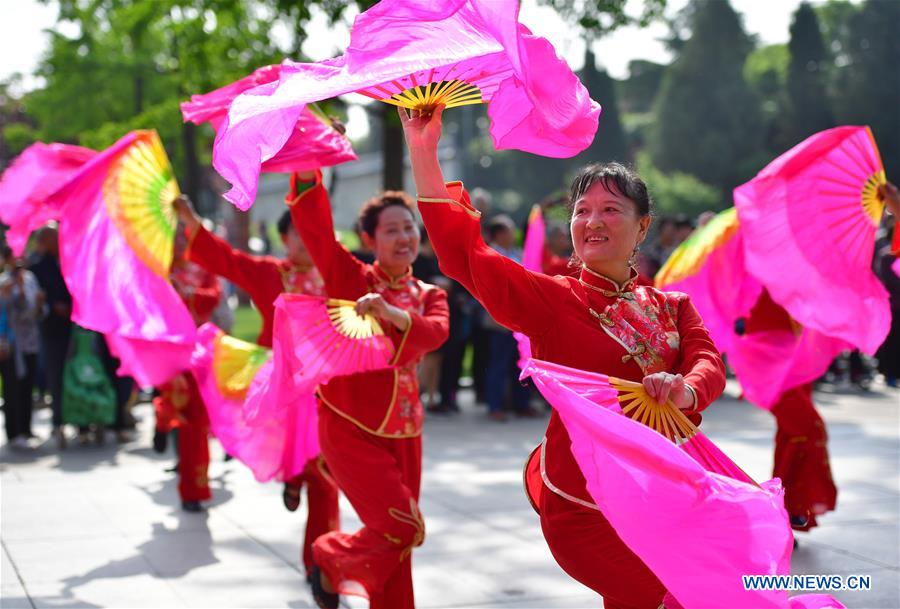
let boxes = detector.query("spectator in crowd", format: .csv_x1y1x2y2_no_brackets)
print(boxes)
483,215,538,422
0,246,44,448
413,228,449,409
28,226,73,449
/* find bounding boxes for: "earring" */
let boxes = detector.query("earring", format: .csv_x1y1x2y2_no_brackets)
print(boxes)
628,246,638,268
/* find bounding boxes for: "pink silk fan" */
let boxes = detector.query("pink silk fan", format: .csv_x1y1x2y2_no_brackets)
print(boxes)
211,0,601,209
733,125,890,353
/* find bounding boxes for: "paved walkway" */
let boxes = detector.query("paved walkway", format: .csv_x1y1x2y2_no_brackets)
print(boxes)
2,380,898,608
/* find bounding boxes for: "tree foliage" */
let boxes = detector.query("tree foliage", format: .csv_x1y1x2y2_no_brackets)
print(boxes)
648,0,763,194
783,3,834,147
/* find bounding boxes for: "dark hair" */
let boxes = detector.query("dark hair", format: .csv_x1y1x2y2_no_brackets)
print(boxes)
487,215,515,241
358,191,415,238
568,162,652,217
0,245,11,260
277,210,293,237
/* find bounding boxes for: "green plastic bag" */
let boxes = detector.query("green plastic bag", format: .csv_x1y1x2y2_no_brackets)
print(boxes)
61,327,116,426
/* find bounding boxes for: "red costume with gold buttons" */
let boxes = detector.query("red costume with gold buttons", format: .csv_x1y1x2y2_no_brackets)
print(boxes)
156,259,222,503
288,171,449,609
418,183,726,609
745,290,837,531
185,223,339,573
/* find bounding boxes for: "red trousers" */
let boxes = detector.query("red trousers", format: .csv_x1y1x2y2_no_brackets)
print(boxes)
313,407,423,609
177,378,211,503
772,384,837,530
285,456,340,573
539,485,667,609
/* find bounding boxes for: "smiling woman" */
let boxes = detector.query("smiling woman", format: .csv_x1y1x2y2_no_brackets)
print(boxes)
285,169,449,609
401,104,726,609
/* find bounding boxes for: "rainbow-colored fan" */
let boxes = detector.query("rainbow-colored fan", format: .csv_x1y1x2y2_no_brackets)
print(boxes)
212,332,272,401
655,207,740,289
102,130,179,278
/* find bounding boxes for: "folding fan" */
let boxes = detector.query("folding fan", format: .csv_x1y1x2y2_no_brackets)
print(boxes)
734,125,889,352
191,323,313,483
521,358,844,609
102,130,179,278
211,332,272,400
521,359,754,484
277,294,395,392
212,0,600,209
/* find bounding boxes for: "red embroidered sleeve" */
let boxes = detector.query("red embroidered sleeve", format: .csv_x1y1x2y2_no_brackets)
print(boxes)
287,170,369,299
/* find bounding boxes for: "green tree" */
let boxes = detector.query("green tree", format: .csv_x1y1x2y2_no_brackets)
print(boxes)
830,0,900,176
744,44,788,155
578,48,628,164
637,152,722,216
783,3,834,147
26,0,282,206
618,59,666,114
648,0,764,194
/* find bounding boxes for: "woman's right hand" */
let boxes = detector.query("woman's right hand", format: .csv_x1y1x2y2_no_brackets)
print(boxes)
172,195,202,234
398,105,445,153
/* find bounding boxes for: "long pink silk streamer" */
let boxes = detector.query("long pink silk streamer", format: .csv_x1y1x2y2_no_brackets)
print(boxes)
0,142,97,256
733,126,889,353
191,323,314,482
45,132,196,386
520,358,844,609
513,205,545,367
662,229,849,409
181,64,357,175
212,0,600,209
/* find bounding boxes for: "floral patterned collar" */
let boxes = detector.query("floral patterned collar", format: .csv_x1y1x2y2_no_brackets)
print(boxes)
579,265,638,300
374,262,413,290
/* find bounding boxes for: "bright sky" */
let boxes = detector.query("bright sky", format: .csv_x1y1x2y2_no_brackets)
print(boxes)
0,0,835,139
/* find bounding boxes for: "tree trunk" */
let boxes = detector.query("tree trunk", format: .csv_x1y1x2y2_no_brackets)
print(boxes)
381,105,405,190
181,122,200,206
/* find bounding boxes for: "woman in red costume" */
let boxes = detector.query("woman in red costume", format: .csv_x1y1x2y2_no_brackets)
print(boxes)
400,106,726,609
287,170,449,609
156,249,222,512
740,291,837,532
173,196,340,576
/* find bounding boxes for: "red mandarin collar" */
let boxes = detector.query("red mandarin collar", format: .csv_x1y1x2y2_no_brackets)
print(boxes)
578,265,639,300
374,262,413,289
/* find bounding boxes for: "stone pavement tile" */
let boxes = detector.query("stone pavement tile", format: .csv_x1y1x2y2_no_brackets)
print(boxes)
131,525,287,578
823,498,899,525
827,568,900,609
417,539,567,583
24,574,184,609
792,540,896,575
164,564,313,608
4,536,156,585
803,522,900,569
0,588,32,609
2,543,21,585
1,488,114,542
465,593,603,608
86,481,243,538
423,479,535,515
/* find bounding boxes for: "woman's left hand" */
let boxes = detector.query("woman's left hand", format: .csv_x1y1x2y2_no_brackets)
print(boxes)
355,293,410,331
642,372,694,411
